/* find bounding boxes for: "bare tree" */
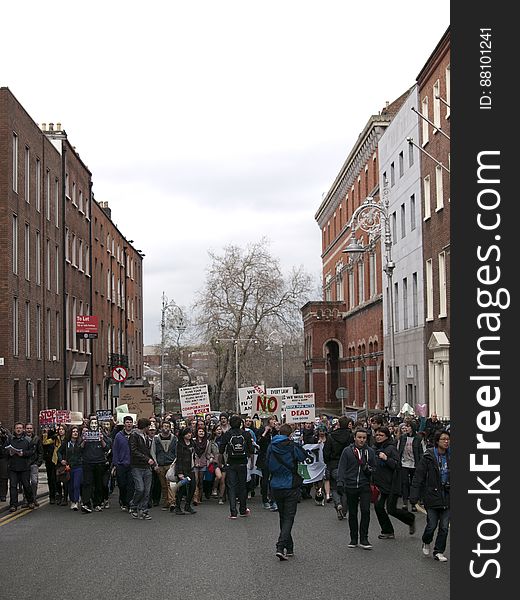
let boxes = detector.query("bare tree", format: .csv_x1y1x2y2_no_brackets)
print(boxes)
194,238,312,410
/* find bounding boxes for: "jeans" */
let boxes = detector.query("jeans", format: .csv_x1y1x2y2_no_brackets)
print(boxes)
226,463,247,516
330,467,346,511
175,475,195,508
115,464,134,508
423,506,450,554
131,467,152,512
272,487,300,553
29,464,39,499
260,466,271,504
345,486,371,543
375,491,415,534
401,467,415,505
9,470,33,507
69,467,83,502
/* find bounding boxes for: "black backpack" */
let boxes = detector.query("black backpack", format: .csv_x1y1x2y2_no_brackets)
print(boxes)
227,433,247,458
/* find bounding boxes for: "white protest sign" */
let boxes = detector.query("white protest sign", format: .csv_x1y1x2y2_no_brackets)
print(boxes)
284,393,316,424
179,384,211,417
298,442,326,484
266,387,293,414
238,385,265,415
253,392,282,419
116,412,137,425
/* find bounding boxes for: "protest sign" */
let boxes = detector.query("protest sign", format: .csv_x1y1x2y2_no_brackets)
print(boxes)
284,393,316,424
253,392,282,419
116,412,137,425
298,443,326,484
56,410,71,424
83,430,101,442
238,385,265,415
96,409,113,423
117,386,154,419
179,384,211,417
39,409,56,427
266,387,293,415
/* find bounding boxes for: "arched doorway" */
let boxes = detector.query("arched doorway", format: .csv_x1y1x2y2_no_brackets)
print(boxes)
326,340,340,403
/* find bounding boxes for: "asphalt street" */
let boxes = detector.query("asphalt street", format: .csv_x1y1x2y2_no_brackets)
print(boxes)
0,490,448,600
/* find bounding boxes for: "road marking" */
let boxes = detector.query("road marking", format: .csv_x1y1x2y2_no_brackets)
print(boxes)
0,499,49,527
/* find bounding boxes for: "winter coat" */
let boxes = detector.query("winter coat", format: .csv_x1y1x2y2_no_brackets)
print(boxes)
336,443,377,490
410,448,450,509
372,439,401,495
323,428,353,470
397,433,423,468
129,429,153,468
175,440,195,477
81,431,111,464
58,440,83,468
153,434,177,466
5,434,35,471
112,430,132,466
256,427,273,469
219,428,253,466
266,435,309,490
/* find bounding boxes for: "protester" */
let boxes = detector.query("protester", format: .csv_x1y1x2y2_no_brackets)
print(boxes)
24,423,43,507
81,415,111,513
129,417,156,520
6,422,35,512
410,430,451,562
151,420,177,510
323,416,353,519
398,421,424,511
218,415,254,519
0,421,9,502
424,413,444,447
337,428,377,550
173,427,197,515
58,425,83,511
266,423,309,560
192,426,212,505
257,416,277,510
111,416,135,511
211,424,226,503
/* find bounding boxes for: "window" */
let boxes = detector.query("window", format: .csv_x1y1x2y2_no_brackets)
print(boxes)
46,170,51,220
79,239,83,271
368,253,376,298
25,146,30,202
85,245,90,276
65,294,70,349
72,234,77,267
12,133,19,193
47,309,52,360
400,204,406,239
36,305,42,359
410,194,416,230
55,179,60,227
423,176,431,219
12,215,18,274
438,252,447,317
408,142,414,167
72,298,77,351
403,277,408,330
412,272,418,327
107,269,111,301
394,282,399,332
421,96,429,145
85,193,89,219
36,159,41,212
25,302,31,358
335,264,344,302
72,181,76,206
79,190,84,213
433,80,441,129
55,312,60,360
55,246,59,294
390,162,395,187
446,65,451,117
65,172,70,198
65,228,70,262
324,274,332,301
392,212,397,244
46,240,51,291
358,261,365,304
426,259,434,320
25,223,30,280
435,165,444,210
13,297,19,356
399,151,404,178
35,231,41,285
348,270,355,309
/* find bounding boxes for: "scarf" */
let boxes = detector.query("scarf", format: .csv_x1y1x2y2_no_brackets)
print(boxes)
194,435,208,457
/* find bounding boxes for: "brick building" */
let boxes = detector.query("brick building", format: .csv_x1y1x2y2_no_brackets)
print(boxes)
416,28,451,418
0,87,144,425
302,92,408,413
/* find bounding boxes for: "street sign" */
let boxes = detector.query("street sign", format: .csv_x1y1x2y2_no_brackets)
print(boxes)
111,366,128,383
335,387,349,400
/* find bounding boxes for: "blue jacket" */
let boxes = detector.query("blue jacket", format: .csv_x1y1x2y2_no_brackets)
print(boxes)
112,430,131,466
266,435,308,490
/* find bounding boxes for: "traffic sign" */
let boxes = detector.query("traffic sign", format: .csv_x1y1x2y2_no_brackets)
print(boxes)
111,366,128,383
335,387,349,400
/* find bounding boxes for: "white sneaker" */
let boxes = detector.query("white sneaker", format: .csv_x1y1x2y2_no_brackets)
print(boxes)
422,543,431,556
434,552,448,562
103,500,110,509
70,502,76,510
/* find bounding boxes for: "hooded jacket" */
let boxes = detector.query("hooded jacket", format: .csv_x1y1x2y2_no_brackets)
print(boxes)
323,427,354,470
397,432,423,467
129,429,153,468
372,438,401,495
410,448,450,509
336,443,377,490
153,433,177,466
5,433,35,472
266,434,309,490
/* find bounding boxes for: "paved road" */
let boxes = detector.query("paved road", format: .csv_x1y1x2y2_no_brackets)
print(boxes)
0,494,449,599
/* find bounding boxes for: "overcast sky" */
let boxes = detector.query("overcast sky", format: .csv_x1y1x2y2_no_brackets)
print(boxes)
2,0,449,345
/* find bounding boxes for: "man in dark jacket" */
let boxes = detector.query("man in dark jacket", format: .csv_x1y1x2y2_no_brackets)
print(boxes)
218,415,254,519
323,416,353,520
111,415,134,511
337,429,377,550
410,430,451,562
152,420,177,510
266,424,309,560
129,417,156,520
80,415,111,513
424,413,444,447
24,423,43,507
5,422,35,512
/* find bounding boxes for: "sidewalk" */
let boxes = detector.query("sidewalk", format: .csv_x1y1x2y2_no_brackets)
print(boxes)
0,466,49,515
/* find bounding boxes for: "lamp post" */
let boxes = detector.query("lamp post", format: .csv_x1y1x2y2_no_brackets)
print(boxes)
160,292,186,417
266,330,284,387
342,181,398,414
215,337,257,414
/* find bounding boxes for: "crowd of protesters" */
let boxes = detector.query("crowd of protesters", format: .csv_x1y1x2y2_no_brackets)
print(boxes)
0,410,449,562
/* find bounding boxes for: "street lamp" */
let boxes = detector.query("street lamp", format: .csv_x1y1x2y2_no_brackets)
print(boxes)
342,180,398,414
266,330,284,387
215,337,257,414
160,292,186,417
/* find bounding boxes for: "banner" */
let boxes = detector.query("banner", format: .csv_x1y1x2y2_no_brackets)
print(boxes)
284,393,315,424
179,384,211,417
298,443,326,484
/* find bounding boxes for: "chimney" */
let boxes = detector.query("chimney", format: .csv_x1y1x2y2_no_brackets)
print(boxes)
56,122,62,131
41,123,47,131
101,201,112,219
48,123,54,131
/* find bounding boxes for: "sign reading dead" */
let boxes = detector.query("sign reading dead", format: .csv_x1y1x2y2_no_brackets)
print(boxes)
284,393,316,424
254,393,282,419
179,384,211,417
